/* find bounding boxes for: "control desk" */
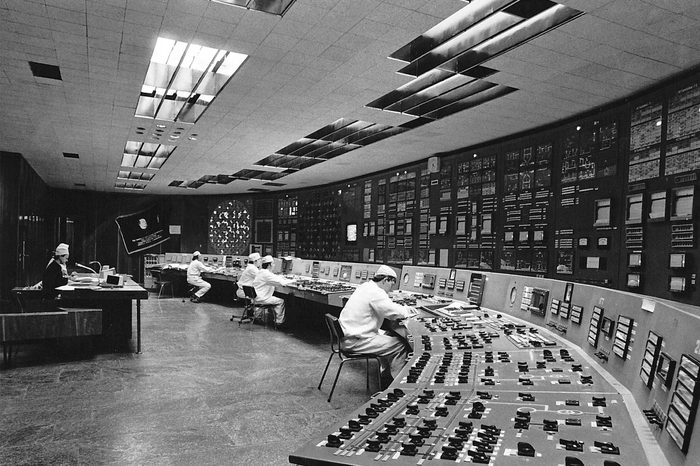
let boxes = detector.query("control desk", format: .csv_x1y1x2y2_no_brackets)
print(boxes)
290,303,657,466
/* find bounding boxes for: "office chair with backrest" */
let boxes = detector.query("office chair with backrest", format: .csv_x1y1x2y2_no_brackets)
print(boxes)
241,285,277,328
318,313,381,402
151,269,173,299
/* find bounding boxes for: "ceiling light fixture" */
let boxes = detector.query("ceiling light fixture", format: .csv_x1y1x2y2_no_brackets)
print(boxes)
121,141,176,169
136,37,248,123
210,0,298,16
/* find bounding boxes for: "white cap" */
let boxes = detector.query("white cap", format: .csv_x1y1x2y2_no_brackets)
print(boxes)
248,252,261,262
55,243,69,256
375,265,396,279
262,255,274,264
193,251,201,257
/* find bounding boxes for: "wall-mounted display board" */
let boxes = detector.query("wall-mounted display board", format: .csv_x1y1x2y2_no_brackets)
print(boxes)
208,199,252,255
666,354,700,453
276,197,297,257
570,304,583,324
588,306,604,348
246,68,700,306
297,189,341,260
628,98,663,183
640,330,663,389
499,141,553,274
665,82,700,176
612,315,633,359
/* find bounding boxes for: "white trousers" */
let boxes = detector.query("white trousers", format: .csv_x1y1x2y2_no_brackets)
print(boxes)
187,277,211,298
341,332,409,378
255,295,285,324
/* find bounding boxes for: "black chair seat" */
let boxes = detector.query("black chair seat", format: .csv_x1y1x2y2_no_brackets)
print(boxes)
240,286,277,328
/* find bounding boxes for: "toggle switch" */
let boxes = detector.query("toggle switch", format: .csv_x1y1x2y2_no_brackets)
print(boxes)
517,441,535,457
543,419,558,432
565,457,584,466
400,442,417,456
594,440,620,455
326,434,342,448
560,439,584,451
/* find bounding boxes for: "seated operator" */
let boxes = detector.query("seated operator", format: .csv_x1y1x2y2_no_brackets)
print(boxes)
187,251,213,303
42,242,75,301
338,265,415,389
236,252,262,300
252,255,295,327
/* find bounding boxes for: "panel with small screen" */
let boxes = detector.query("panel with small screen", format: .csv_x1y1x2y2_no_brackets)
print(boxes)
345,223,357,243
640,330,662,389
422,273,436,290
671,186,694,220
627,273,641,288
666,354,700,454
570,305,583,324
588,306,603,348
338,265,352,282
628,252,642,268
533,230,545,243
521,286,549,316
613,315,633,359
669,253,686,268
669,276,687,293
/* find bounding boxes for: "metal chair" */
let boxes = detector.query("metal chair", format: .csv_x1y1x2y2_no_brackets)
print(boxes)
151,269,173,299
318,313,381,402
240,286,277,328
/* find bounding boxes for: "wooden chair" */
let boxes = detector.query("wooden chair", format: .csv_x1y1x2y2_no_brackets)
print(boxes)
241,286,277,328
318,313,381,402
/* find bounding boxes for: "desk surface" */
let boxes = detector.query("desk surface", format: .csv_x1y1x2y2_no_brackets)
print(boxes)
57,279,148,300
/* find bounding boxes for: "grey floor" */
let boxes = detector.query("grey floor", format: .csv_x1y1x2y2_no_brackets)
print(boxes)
0,295,375,465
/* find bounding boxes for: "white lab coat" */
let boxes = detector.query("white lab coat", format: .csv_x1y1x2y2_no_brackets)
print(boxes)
187,259,212,298
339,280,413,377
252,268,294,324
236,263,259,299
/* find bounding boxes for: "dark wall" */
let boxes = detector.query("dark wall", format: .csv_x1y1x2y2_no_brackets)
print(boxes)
0,152,52,304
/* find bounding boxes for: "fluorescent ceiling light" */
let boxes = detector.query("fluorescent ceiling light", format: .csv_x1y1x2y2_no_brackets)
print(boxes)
136,37,248,123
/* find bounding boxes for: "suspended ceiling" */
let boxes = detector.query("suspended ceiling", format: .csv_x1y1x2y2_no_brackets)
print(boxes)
1,0,699,194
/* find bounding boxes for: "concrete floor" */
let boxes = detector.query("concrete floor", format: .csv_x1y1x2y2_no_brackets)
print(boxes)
0,295,376,465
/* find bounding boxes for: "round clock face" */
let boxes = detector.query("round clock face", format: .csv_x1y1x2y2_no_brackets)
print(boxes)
208,200,251,254
403,273,410,284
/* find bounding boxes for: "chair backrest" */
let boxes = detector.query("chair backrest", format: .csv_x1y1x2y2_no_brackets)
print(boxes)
13,288,48,313
324,313,345,355
242,285,257,299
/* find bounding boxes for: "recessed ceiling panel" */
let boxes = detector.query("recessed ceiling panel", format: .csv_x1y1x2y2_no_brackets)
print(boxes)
389,0,516,63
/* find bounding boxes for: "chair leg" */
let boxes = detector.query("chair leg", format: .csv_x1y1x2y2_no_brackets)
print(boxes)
374,357,381,391
238,302,253,326
366,358,371,391
328,361,346,402
318,353,335,390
